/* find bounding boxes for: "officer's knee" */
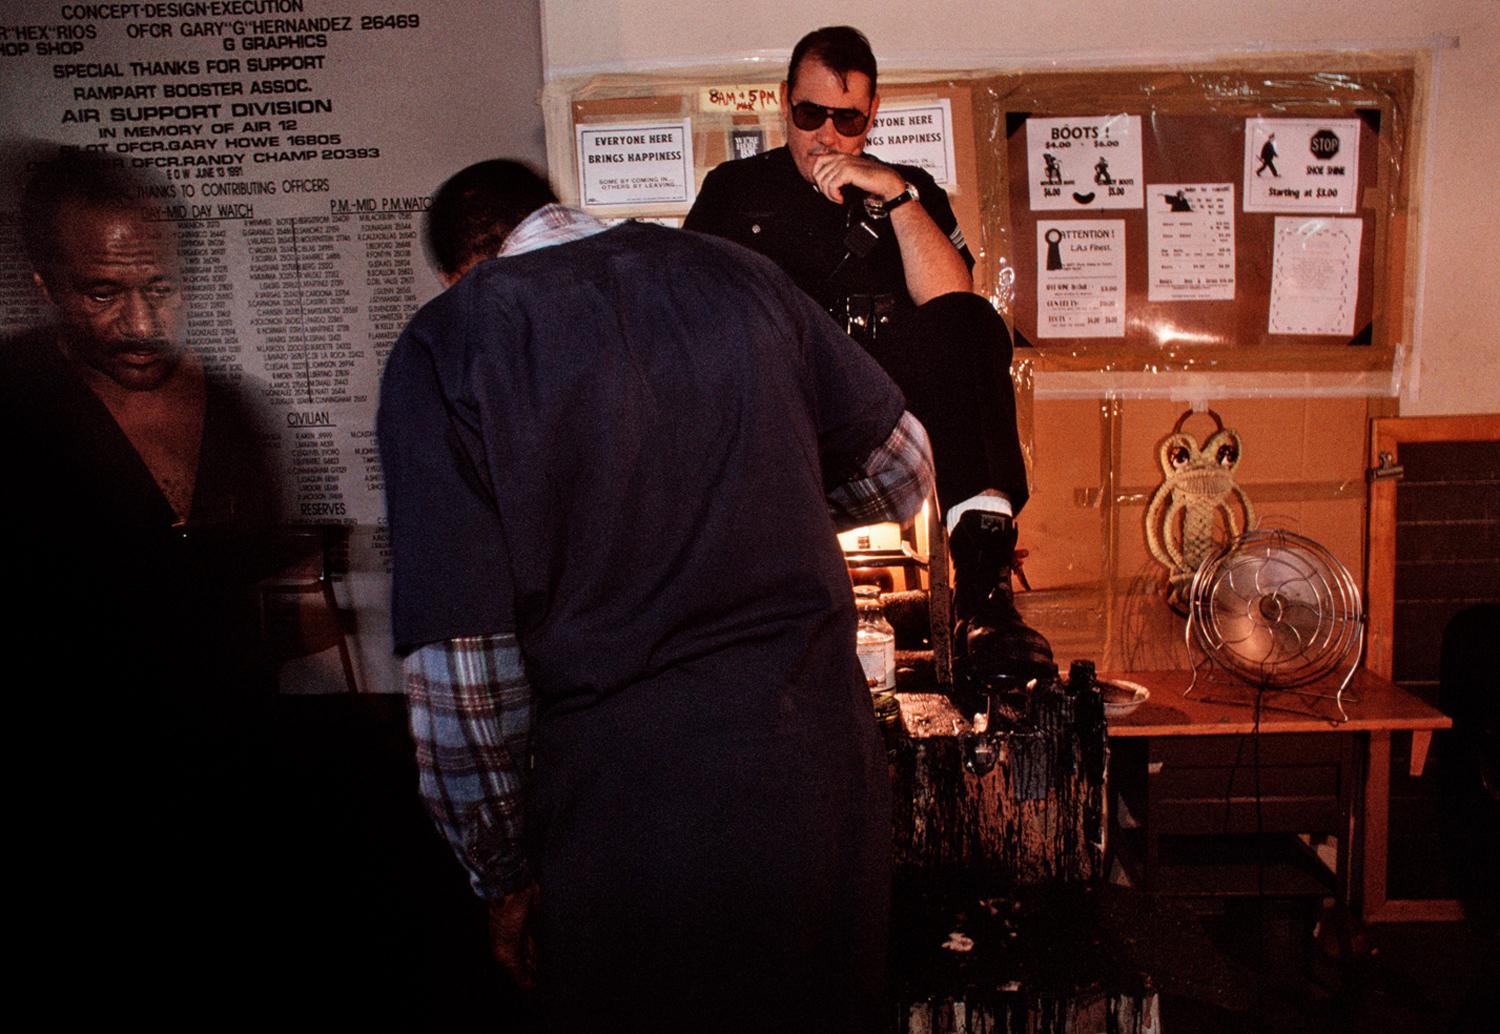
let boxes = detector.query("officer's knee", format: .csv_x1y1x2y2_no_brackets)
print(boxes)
913,292,1013,363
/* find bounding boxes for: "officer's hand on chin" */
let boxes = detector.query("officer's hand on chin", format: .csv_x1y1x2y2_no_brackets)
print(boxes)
810,152,906,206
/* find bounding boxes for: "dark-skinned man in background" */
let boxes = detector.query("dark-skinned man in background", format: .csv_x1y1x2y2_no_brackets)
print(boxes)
2,152,280,1012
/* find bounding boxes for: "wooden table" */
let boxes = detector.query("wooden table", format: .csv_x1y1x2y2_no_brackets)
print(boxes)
1103,668,1451,920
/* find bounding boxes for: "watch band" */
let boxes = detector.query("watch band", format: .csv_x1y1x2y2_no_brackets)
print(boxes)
861,182,919,220
882,183,919,212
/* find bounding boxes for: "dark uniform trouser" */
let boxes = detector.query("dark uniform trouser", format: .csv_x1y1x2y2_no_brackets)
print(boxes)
861,291,1029,514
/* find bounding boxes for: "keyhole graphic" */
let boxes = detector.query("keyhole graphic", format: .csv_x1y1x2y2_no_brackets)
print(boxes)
1045,228,1064,271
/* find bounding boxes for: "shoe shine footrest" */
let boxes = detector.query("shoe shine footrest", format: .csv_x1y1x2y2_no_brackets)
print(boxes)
890,679,1108,890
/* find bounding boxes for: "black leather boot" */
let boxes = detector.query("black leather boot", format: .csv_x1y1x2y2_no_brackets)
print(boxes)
950,510,1055,696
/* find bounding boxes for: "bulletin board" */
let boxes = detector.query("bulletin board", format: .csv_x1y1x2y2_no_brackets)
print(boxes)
974,63,1420,378
543,54,1424,387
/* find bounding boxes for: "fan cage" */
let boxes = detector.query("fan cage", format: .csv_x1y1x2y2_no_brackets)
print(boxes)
1186,529,1364,702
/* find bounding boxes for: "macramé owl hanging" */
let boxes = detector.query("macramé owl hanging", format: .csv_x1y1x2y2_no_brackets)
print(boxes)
1145,409,1255,613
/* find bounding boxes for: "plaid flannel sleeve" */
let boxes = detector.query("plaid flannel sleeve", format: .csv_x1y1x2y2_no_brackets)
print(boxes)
403,633,534,900
827,410,934,531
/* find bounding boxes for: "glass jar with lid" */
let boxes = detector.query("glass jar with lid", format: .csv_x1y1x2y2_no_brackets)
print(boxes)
854,584,896,693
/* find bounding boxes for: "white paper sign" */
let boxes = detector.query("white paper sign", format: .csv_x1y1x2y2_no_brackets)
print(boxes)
1244,118,1361,213
1268,217,1364,335
1036,220,1127,337
1147,183,1236,301
865,100,955,186
577,121,695,208
1026,116,1143,211
698,85,781,113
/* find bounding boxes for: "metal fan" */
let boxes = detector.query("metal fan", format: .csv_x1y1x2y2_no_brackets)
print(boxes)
1184,529,1364,720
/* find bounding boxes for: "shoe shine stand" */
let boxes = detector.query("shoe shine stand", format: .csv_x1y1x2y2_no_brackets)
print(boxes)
845,503,1155,1032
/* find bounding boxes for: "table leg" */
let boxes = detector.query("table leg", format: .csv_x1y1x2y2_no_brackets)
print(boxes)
1361,730,1392,920
1409,730,1432,778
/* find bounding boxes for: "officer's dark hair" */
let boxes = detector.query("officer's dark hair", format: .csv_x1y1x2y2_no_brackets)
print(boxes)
787,26,878,95
425,159,559,278
21,152,148,286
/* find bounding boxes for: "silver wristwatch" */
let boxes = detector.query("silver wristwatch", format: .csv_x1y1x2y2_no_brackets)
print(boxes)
862,182,919,220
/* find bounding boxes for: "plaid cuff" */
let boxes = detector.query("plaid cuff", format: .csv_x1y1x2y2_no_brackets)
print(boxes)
828,410,934,530
404,633,534,899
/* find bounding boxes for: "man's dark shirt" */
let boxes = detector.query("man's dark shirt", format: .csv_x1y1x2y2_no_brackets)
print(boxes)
379,220,905,689
3,329,280,692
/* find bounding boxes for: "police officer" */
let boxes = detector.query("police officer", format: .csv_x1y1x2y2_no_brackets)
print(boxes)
687,25,1053,690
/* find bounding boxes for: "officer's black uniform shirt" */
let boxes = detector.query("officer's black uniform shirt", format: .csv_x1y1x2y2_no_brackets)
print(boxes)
684,145,974,319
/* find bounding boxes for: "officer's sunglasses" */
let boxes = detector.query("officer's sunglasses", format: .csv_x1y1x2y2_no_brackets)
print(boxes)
790,101,870,137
